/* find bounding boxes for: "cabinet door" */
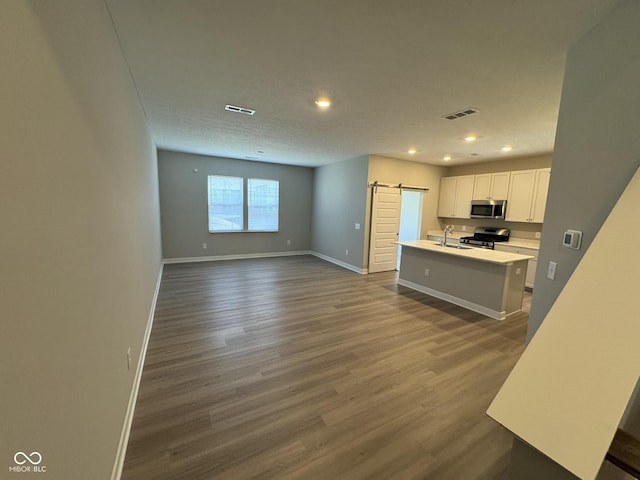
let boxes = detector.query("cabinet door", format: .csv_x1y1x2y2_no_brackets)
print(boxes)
491,172,511,200
438,177,457,217
531,168,551,223
454,175,475,218
506,170,536,222
473,174,492,200
473,172,511,200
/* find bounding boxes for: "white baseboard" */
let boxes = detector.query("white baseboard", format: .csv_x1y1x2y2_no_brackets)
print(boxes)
164,249,368,275
111,263,164,480
310,251,367,274
163,250,312,264
397,278,505,320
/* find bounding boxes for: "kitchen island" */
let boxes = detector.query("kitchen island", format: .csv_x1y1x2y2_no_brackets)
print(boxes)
397,240,534,320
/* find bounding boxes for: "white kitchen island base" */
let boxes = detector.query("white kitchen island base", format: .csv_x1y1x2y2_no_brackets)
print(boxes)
397,241,533,320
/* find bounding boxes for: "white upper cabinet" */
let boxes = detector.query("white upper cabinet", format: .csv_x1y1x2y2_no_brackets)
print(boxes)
531,168,551,223
473,174,492,200
437,175,474,218
438,177,457,218
506,168,551,223
473,172,511,200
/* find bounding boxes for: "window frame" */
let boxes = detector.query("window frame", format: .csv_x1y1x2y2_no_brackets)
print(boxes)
207,175,280,233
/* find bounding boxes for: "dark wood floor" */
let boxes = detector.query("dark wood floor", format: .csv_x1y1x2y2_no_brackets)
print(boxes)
122,255,529,480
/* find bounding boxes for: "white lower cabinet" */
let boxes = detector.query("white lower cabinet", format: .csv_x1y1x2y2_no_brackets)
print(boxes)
494,244,538,289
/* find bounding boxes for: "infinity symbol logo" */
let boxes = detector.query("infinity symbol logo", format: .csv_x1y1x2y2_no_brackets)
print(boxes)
14,451,42,465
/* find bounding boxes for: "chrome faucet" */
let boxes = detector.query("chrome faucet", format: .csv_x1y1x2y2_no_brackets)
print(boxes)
442,224,453,246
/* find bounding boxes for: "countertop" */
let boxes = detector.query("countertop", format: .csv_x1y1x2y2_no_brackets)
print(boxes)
399,240,535,265
427,230,540,250
500,238,540,249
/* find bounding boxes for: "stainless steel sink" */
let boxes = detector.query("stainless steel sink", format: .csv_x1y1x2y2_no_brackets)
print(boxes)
434,242,473,250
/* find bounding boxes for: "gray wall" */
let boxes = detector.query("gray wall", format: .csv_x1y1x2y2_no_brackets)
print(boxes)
311,156,369,270
510,0,640,477
0,2,162,479
158,150,313,259
528,0,640,341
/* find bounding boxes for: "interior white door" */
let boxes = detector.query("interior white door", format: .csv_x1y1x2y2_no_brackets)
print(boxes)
368,186,401,273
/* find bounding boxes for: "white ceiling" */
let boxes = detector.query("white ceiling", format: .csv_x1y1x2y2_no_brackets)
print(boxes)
105,0,621,167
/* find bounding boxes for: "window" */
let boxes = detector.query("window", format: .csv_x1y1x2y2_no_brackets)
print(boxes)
248,178,279,231
207,175,243,231
207,175,279,232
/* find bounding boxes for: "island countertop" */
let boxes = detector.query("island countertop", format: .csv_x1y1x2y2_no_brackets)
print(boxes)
398,240,534,265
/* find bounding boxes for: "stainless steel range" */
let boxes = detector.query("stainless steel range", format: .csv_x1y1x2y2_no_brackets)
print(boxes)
459,227,510,250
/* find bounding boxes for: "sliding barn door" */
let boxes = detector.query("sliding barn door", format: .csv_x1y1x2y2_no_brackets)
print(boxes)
368,186,402,273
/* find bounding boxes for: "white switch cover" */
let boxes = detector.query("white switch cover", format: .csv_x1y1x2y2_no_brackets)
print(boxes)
547,261,557,280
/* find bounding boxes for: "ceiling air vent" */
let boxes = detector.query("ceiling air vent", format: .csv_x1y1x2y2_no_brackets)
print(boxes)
443,108,478,120
225,104,256,116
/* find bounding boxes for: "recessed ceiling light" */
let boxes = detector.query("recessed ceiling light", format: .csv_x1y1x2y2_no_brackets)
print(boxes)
501,145,513,152
257,150,264,155
465,135,477,142
315,97,331,109
443,155,452,161
408,148,416,155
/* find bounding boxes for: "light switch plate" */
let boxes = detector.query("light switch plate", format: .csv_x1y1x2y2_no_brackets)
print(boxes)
547,261,557,280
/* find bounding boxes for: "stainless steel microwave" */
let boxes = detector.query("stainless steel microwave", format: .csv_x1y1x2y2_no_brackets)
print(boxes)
470,199,507,219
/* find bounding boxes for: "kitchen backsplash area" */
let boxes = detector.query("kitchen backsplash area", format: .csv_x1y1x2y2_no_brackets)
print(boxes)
437,218,542,240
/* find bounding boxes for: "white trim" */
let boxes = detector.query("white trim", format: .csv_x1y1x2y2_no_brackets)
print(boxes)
397,278,506,320
163,250,312,264
165,250,369,275
111,263,164,480
311,251,367,274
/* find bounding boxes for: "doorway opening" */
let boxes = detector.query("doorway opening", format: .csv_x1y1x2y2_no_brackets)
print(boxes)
397,190,424,269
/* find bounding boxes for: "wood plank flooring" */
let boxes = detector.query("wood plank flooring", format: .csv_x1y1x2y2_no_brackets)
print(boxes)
122,255,529,480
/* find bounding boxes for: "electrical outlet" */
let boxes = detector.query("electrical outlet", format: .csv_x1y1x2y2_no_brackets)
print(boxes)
547,261,557,280
202,243,207,249
127,348,131,370
535,232,541,239
287,239,291,245
355,223,361,230
345,249,349,256
516,267,521,275
424,268,430,276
